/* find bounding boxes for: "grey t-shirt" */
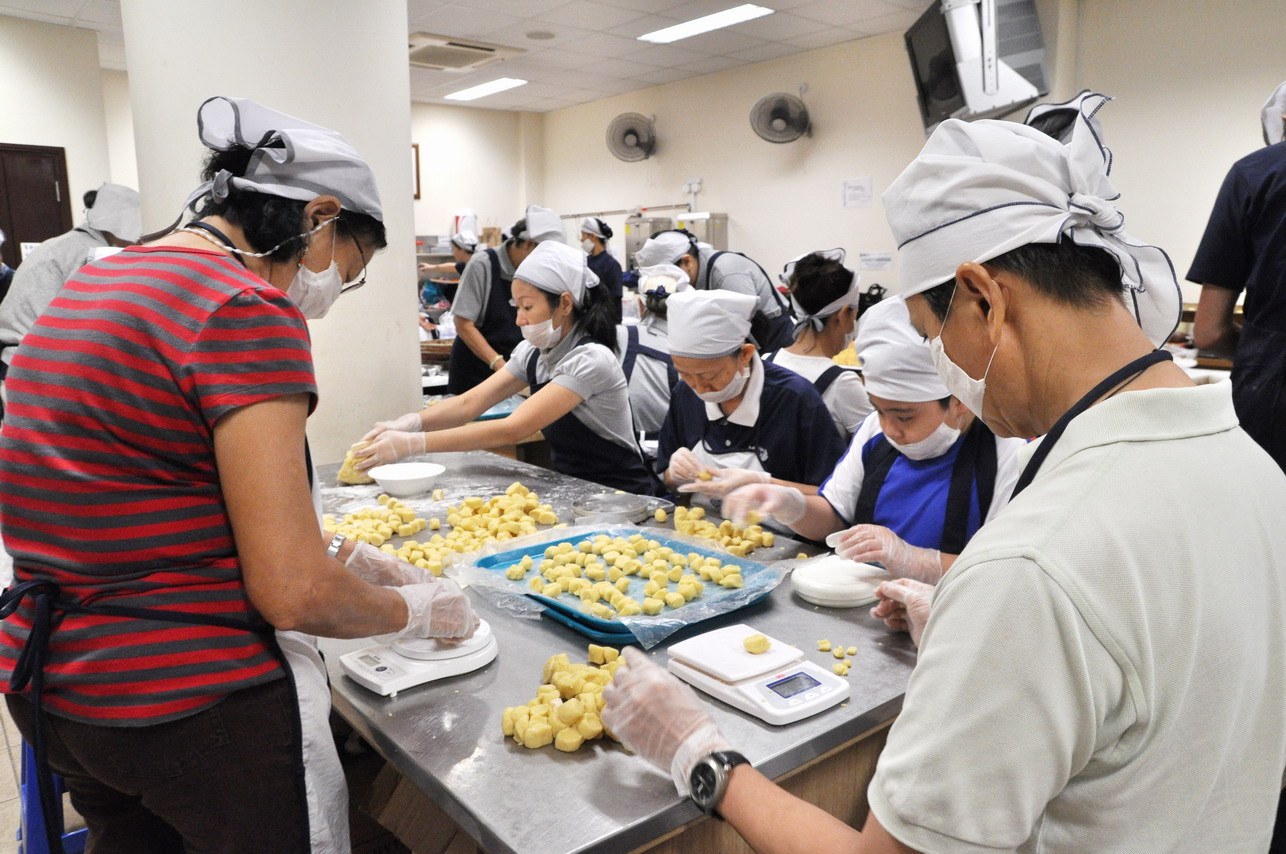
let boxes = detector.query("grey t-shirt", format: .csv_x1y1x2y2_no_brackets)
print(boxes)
696,246,783,319
506,329,638,452
451,246,515,324
0,227,106,364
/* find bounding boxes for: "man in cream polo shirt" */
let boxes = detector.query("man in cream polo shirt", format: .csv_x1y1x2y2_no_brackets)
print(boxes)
600,93,1286,853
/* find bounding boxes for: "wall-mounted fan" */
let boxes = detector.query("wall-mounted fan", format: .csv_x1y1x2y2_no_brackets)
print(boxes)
750,90,811,143
606,113,657,162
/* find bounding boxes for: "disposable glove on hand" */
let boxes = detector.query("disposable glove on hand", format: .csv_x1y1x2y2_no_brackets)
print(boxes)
343,541,429,587
677,467,769,499
602,648,731,796
361,410,424,443
871,578,935,646
354,430,426,471
723,484,806,527
664,448,711,486
387,579,478,641
832,524,944,584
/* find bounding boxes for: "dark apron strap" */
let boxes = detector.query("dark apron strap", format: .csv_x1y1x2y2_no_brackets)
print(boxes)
1012,350,1173,498
852,437,900,525
0,580,274,854
622,326,641,381
813,365,857,396
939,420,997,554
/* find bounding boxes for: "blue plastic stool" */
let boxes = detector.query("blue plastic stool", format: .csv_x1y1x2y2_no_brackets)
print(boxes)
17,742,87,854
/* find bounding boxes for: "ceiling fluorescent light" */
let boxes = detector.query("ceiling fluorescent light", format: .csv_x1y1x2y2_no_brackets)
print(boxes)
637,4,774,44
444,77,528,101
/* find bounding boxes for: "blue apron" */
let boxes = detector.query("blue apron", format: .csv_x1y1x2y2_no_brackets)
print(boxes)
524,340,660,496
448,249,522,395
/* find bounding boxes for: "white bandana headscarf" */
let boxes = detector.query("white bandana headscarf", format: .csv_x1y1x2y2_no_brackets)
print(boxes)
856,296,950,403
184,96,382,221
884,92,1181,347
451,231,478,252
519,205,565,244
667,290,756,359
514,240,599,306
780,248,861,335
85,183,142,243
1262,81,1286,146
581,217,608,238
637,263,690,295
634,231,694,269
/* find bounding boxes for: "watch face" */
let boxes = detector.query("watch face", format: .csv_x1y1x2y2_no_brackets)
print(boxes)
691,762,718,806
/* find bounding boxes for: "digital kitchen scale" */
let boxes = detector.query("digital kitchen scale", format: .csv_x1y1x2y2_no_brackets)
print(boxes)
339,619,498,697
667,624,849,726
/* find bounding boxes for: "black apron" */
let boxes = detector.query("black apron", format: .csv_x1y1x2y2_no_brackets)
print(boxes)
448,249,521,395
706,251,796,351
1230,319,1286,473
852,419,998,554
524,340,660,496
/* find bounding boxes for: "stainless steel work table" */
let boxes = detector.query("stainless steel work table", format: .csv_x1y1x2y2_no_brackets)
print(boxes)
317,451,916,854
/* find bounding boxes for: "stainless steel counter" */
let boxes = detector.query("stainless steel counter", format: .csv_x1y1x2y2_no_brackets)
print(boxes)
318,451,915,854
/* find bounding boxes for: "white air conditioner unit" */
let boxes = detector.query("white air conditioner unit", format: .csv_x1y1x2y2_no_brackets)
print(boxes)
408,32,524,72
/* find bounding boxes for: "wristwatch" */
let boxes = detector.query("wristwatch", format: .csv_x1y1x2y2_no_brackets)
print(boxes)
326,532,347,559
689,750,750,818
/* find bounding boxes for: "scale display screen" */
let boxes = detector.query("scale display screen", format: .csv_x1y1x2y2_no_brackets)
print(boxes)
767,671,821,699
359,654,381,667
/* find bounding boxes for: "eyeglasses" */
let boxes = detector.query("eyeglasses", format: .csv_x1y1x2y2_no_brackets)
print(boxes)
339,220,367,295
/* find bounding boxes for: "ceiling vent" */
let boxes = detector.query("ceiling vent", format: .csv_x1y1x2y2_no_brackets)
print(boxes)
408,32,524,72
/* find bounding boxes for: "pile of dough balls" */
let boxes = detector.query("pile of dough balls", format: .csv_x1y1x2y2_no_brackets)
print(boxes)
323,494,427,548
817,639,858,676
503,533,746,620
443,482,559,545
670,506,774,558
501,645,622,752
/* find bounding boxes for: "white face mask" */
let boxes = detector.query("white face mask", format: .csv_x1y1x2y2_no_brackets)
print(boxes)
286,219,342,320
522,317,565,350
928,285,997,419
695,365,749,404
886,421,961,461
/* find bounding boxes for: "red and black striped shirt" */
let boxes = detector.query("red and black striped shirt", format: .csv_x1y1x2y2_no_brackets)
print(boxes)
0,246,316,724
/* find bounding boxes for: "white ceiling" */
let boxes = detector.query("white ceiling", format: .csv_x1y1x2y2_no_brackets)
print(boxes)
0,0,926,112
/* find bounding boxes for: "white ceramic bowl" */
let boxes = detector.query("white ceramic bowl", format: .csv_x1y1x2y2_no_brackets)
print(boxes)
367,462,445,498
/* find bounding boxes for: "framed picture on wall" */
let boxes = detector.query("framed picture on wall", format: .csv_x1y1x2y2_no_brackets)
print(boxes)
412,143,421,200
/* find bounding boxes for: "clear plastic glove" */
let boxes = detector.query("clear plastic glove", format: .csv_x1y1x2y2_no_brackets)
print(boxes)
343,541,430,587
871,578,935,646
602,648,731,796
388,579,478,641
361,410,424,443
677,467,769,499
353,430,426,471
665,448,711,486
832,524,944,584
722,484,806,527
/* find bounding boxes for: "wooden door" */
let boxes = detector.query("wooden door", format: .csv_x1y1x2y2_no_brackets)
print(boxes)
0,144,73,269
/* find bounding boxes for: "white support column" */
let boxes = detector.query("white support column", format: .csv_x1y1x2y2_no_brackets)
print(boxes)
121,0,421,464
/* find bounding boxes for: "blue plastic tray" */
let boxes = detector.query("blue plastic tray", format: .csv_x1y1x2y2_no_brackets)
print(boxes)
475,528,775,643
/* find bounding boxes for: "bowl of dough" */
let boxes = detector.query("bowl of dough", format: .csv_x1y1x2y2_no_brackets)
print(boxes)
366,462,446,498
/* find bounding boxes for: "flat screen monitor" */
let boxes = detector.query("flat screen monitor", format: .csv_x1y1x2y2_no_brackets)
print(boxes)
905,2,964,131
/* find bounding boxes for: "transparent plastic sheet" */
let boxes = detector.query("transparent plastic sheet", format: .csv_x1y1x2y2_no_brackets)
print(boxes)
458,525,790,648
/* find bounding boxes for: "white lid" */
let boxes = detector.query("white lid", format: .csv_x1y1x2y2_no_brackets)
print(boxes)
791,555,891,608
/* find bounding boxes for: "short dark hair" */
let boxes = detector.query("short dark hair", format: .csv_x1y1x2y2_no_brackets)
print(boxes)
788,253,853,315
194,147,387,264
83,190,98,209
921,240,1123,321
506,217,536,251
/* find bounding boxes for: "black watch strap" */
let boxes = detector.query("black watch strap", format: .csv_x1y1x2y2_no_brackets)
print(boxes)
692,750,751,818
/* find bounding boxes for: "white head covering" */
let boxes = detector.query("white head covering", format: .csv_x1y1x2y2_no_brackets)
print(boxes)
451,230,478,252
514,240,600,306
1262,81,1286,146
518,205,565,243
780,248,861,336
667,290,756,359
634,231,694,268
581,217,608,238
183,96,382,222
856,296,950,403
85,183,142,242
637,263,690,296
884,92,1181,347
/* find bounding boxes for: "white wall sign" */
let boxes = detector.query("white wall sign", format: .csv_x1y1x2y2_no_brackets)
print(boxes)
859,252,894,271
20,242,41,261
842,177,872,208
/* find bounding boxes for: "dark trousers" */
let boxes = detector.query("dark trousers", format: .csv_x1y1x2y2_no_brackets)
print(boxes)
8,678,311,854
